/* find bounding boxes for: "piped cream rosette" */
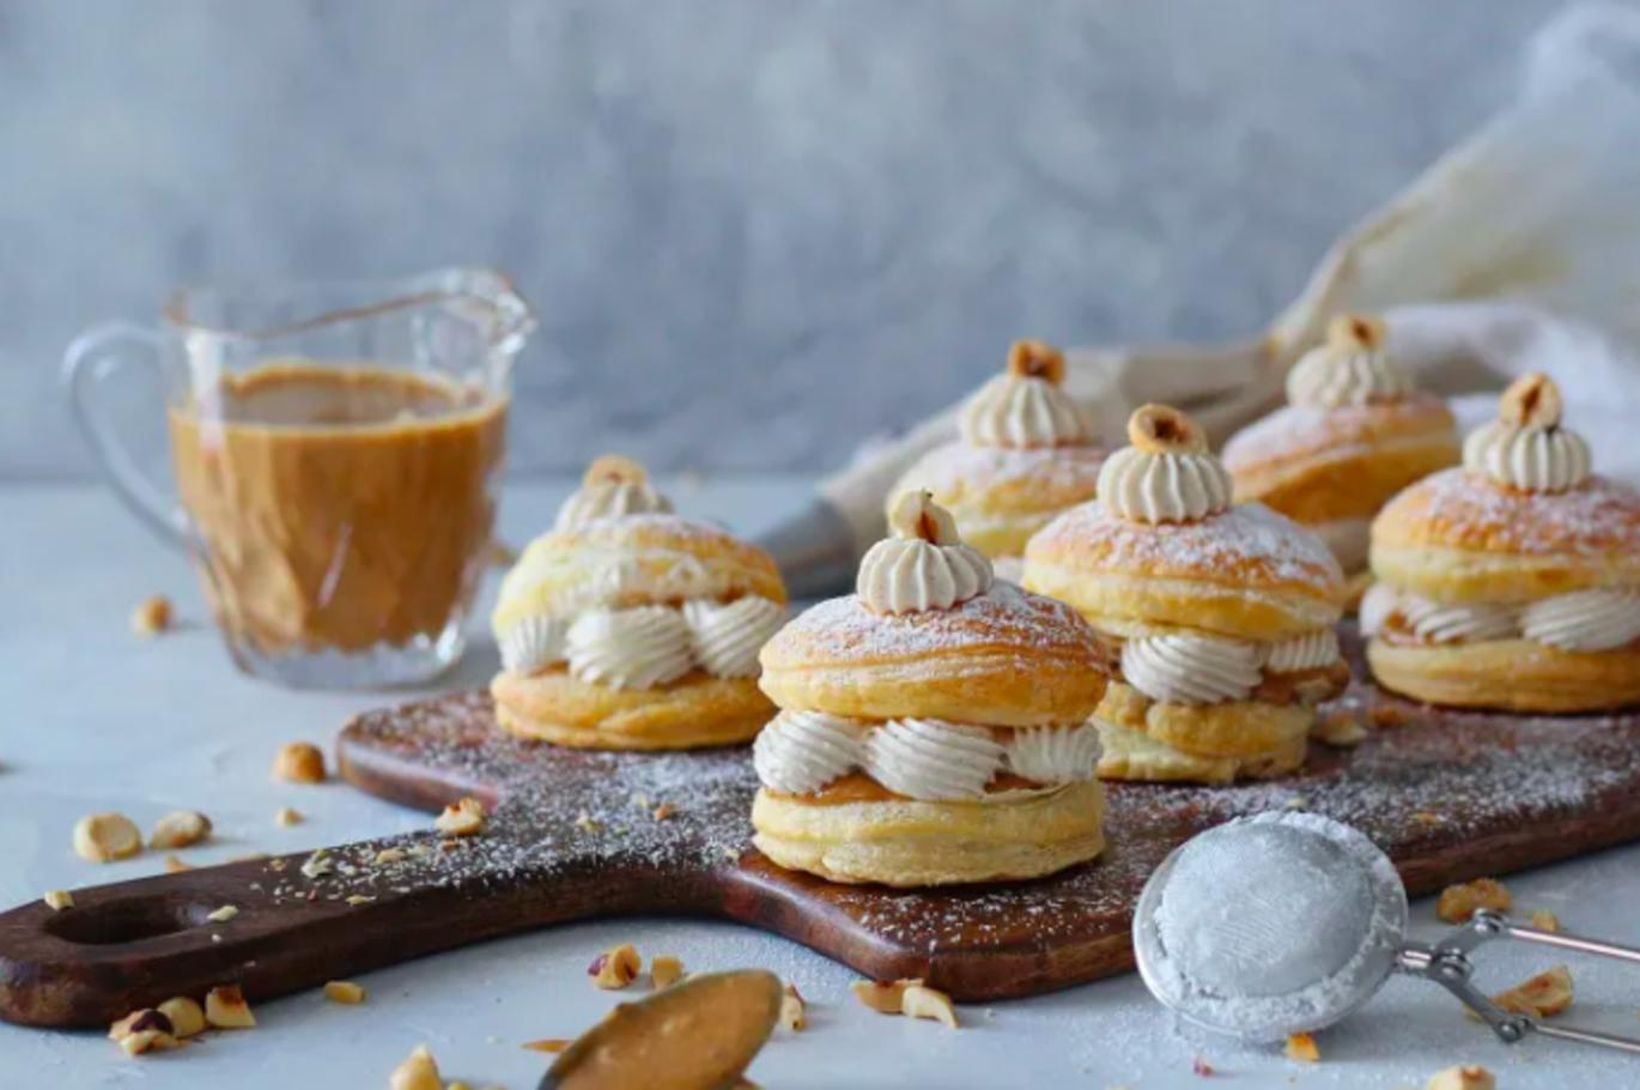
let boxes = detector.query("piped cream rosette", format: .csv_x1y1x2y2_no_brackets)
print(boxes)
750,490,1112,887
1366,374,1640,712
888,341,1109,568
1024,405,1350,784
1221,314,1460,596
490,455,789,750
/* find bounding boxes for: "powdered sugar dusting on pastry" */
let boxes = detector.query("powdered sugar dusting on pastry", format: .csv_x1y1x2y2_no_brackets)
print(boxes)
898,442,1107,501
1220,396,1454,473
1391,468,1640,556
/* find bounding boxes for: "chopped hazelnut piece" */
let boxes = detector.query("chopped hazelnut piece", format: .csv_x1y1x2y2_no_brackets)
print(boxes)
850,977,917,1014
1530,909,1561,933
1490,965,1573,1018
523,1038,570,1053
324,980,367,1005
574,811,601,833
652,802,676,821
149,809,212,850
109,1008,180,1055
272,741,327,784
205,904,239,923
901,983,958,1028
1427,1065,1495,1090
164,854,193,874
275,807,303,827
43,889,74,911
73,812,142,863
374,847,407,864
1285,1031,1320,1062
588,943,642,989
1192,1056,1216,1077
204,984,256,1029
300,851,334,879
1313,712,1367,747
389,1044,442,1090
157,996,205,1038
780,983,806,1031
435,796,487,837
650,954,684,989
1413,811,1443,827
1436,878,1512,923
130,595,174,637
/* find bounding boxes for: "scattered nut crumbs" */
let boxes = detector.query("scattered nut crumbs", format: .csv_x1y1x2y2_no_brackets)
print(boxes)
1426,1065,1495,1090
1530,909,1561,932
1285,1032,1320,1062
43,889,74,911
849,978,957,1027
272,741,327,784
650,954,684,989
73,812,143,863
435,796,487,837
850,977,915,1014
345,894,375,906
130,595,173,637
1313,712,1367,747
1192,1056,1215,1077
109,1008,181,1055
204,984,255,1029
1436,878,1511,923
204,905,239,923
323,980,366,1005
275,807,303,827
588,943,641,989
780,983,806,1031
1412,811,1442,827
300,850,334,879
1370,705,1409,729
389,1044,442,1090
573,811,601,833
157,997,205,1038
523,1039,570,1053
149,809,212,850
164,854,193,874
1488,965,1573,1018
373,847,406,864
652,801,676,821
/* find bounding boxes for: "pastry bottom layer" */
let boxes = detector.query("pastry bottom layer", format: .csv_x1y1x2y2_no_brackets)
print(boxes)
750,779,1105,887
491,666,774,750
1367,637,1640,714
1093,680,1312,784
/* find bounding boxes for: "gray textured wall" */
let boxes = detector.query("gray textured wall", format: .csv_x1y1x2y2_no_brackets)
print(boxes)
2,0,1564,480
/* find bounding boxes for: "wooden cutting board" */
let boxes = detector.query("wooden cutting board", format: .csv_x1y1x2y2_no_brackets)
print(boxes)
5,668,1640,1028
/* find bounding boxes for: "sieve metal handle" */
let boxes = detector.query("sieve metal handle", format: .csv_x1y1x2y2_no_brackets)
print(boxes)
1397,909,1640,1054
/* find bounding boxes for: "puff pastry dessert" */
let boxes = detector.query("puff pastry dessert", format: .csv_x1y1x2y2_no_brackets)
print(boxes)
1365,374,1640,712
1222,314,1460,602
490,455,788,749
751,491,1111,886
1024,405,1349,784
889,340,1107,581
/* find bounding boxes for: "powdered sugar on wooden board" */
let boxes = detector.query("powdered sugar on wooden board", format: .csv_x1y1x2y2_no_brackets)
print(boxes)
319,647,1640,995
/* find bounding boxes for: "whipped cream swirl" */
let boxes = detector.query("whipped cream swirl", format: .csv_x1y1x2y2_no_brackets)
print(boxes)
498,615,570,675
683,597,787,679
1121,634,1264,704
1398,595,1520,645
753,711,868,796
565,606,694,689
858,492,993,613
1369,584,1640,652
554,454,674,531
1461,373,1592,493
1520,589,1640,652
1264,629,1341,673
958,340,1089,448
867,719,1004,800
1286,314,1413,409
1098,405,1232,523
1007,724,1103,783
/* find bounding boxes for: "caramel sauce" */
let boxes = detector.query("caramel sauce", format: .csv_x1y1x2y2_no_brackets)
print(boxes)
169,361,505,655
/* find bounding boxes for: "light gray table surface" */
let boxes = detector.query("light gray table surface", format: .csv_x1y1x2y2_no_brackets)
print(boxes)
3,479,1638,1089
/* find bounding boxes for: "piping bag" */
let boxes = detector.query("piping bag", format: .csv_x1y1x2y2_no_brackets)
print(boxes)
759,3,1640,597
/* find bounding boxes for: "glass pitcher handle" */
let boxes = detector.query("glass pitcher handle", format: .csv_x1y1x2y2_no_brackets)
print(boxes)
63,323,189,547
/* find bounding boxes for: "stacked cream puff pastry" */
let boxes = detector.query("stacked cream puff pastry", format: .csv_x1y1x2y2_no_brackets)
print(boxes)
1365,375,1640,712
1026,406,1350,783
750,492,1112,886
490,456,789,750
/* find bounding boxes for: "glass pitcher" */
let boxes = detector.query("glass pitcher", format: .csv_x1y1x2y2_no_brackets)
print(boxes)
64,267,534,690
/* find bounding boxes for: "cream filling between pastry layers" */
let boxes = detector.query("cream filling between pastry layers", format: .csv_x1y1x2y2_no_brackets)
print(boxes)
1116,630,1342,706
752,711,1102,802
497,596,786,688
1364,585,1640,653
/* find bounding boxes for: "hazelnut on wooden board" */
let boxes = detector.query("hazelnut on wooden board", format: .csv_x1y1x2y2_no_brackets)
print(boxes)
205,904,239,923
272,741,327,784
204,984,256,1029
149,809,211,850
435,796,487,837
588,943,642,989
73,813,142,863
389,1044,442,1090
1436,877,1511,923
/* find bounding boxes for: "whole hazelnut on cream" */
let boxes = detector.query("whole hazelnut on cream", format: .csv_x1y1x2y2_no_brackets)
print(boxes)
856,491,993,613
554,454,674,531
1285,314,1414,409
1096,405,1233,524
958,339,1091,449
1462,373,1591,494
